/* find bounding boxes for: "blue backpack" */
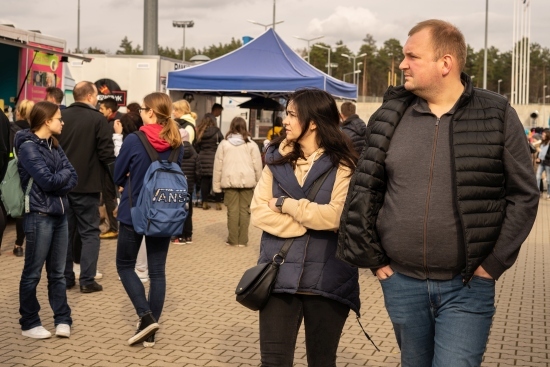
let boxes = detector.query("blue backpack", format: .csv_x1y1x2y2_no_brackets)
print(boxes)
129,132,189,237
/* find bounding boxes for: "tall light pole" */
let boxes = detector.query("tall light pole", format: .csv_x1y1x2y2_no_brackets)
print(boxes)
498,79,503,94
77,0,80,52
294,35,324,64
272,0,276,31
173,20,194,62
313,44,333,76
343,70,361,83
483,0,488,89
341,53,366,85
544,85,548,107
144,0,158,55
247,20,284,30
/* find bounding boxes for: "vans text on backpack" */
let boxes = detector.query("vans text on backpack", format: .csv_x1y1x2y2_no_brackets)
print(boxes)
128,131,189,237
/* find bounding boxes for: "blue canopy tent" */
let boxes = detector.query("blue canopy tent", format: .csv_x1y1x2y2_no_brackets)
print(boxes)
166,29,357,100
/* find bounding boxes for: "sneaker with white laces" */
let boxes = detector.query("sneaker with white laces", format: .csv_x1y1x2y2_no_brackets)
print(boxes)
55,324,71,338
22,326,52,339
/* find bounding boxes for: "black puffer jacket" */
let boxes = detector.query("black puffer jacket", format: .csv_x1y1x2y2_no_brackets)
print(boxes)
341,114,367,155
195,126,223,176
181,141,201,190
15,130,77,216
337,73,538,282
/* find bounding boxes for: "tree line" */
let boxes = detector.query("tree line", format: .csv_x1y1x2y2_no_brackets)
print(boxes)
83,34,550,103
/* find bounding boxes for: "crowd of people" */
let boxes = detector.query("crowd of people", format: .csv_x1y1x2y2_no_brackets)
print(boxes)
0,17,542,367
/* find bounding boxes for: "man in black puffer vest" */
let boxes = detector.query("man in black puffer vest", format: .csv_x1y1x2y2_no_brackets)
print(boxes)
340,101,366,155
337,19,538,367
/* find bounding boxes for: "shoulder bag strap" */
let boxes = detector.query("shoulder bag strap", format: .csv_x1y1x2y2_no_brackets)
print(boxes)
276,166,335,260
135,131,160,162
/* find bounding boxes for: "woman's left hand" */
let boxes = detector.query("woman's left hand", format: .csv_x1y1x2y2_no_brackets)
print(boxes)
268,198,280,213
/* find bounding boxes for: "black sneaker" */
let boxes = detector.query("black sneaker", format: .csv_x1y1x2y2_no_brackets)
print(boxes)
13,245,24,257
128,312,159,346
80,281,103,293
143,333,156,348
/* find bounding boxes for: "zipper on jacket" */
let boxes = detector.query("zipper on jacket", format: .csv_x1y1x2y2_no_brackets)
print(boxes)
423,118,440,277
296,235,311,288
60,197,64,214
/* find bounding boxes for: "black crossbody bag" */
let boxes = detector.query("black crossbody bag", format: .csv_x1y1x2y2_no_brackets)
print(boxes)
235,167,333,311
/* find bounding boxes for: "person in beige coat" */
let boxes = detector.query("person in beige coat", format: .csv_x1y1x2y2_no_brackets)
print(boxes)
213,117,262,246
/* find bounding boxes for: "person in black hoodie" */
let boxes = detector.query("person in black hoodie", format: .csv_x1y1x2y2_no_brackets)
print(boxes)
0,111,10,256
10,100,35,257
340,102,366,156
195,113,223,210
171,129,201,244
58,81,115,293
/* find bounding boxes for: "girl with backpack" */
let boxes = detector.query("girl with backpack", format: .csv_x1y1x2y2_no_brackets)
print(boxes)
114,92,184,348
213,117,262,247
16,101,77,339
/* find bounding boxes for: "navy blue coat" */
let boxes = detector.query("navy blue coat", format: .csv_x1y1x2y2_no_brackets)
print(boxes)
15,130,77,216
259,147,361,314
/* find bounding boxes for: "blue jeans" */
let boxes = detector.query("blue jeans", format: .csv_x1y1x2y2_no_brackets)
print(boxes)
116,224,170,321
536,164,550,191
65,193,101,286
380,272,495,367
19,213,72,330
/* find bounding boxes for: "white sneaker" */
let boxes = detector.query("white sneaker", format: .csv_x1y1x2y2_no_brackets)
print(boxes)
55,324,71,338
74,263,102,280
22,326,52,339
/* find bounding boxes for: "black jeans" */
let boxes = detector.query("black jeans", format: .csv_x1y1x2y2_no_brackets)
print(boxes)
15,217,25,246
182,202,193,238
102,170,118,233
259,293,350,367
200,175,222,203
64,193,101,286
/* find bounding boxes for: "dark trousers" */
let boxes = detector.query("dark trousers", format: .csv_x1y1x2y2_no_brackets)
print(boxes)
0,202,6,249
259,293,350,367
102,170,118,233
64,193,101,286
116,224,169,320
15,217,25,246
200,175,222,203
182,201,193,237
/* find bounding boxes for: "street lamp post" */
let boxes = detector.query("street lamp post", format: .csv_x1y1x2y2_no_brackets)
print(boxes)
313,44,332,76
173,20,194,62
247,19,284,30
294,35,324,64
498,79,503,94
343,70,361,83
341,53,367,84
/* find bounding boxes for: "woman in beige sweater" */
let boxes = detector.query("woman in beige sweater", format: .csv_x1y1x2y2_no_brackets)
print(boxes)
250,89,359,366
213,117,262,246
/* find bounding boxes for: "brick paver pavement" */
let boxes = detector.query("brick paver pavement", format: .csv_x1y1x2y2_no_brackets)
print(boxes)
0,198,548,366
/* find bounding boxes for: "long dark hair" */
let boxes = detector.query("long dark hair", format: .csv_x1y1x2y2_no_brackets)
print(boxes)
226,117,250,141
196,113,218,142
29,101,60,148
271,88,357,171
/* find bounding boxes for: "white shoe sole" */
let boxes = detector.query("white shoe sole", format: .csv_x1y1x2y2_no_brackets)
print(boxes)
55,328,71,338
127,323,159,346
22,329,52,339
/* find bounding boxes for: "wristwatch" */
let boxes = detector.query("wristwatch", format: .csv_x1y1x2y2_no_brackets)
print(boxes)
275,196,287,212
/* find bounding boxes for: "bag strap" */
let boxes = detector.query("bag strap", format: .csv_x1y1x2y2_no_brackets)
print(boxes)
135,131,160,162
24,177,34,214
275,166,335,262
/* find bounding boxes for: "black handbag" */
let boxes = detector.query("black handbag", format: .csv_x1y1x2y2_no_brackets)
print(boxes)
235,166,333,311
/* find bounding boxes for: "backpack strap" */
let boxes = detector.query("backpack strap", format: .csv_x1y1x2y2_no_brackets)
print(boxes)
135,131,159,162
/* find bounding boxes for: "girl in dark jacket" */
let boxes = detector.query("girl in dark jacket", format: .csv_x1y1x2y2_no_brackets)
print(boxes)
535,128,550,198
171,129,202,244
114,92,184,348
195,113,223,210
16,101,78,339
250,89,359,366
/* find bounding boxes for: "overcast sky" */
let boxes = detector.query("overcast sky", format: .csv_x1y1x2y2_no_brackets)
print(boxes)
2,0,548,57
